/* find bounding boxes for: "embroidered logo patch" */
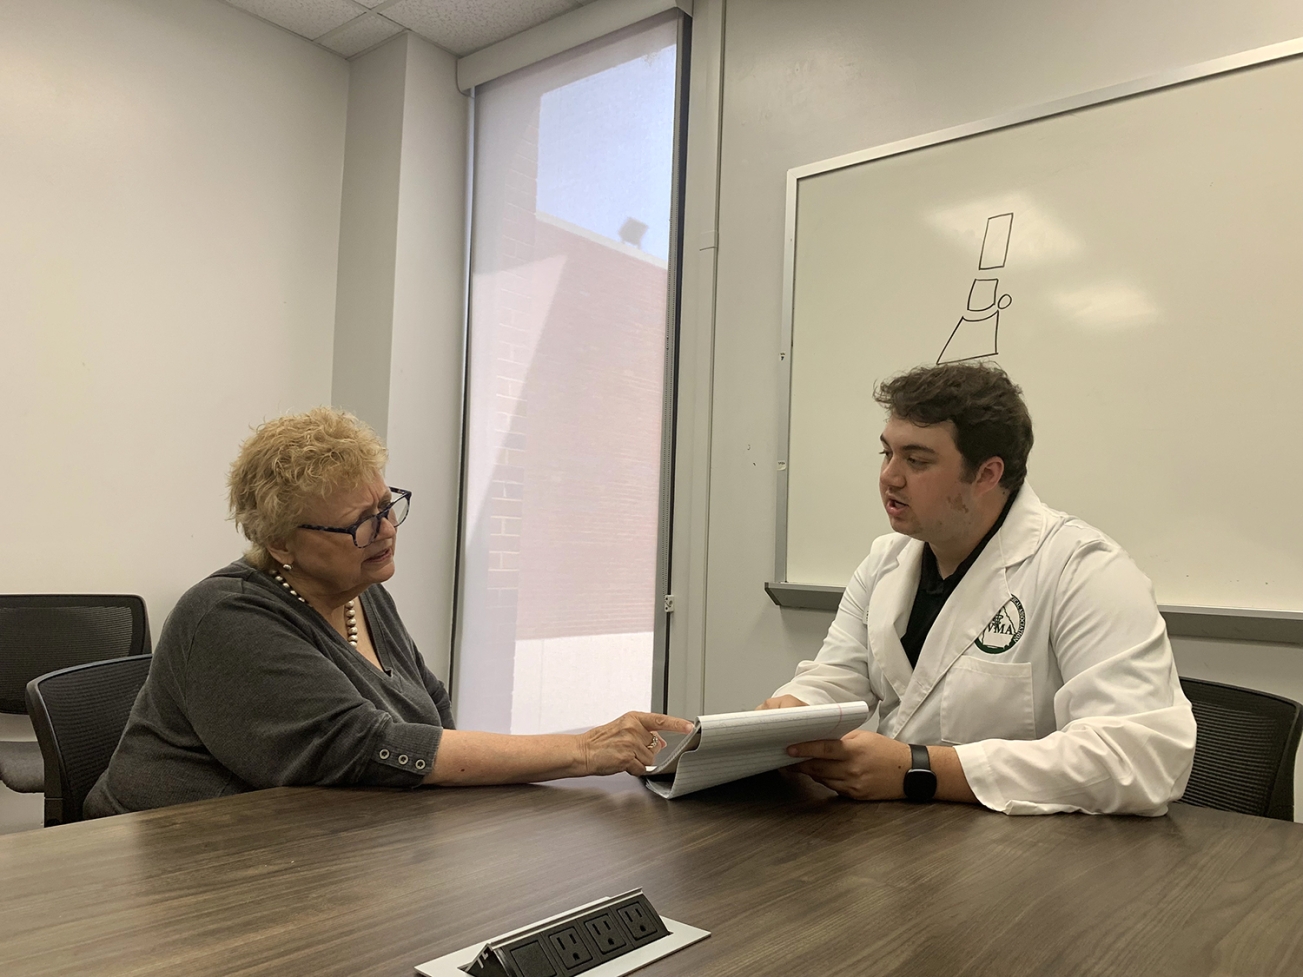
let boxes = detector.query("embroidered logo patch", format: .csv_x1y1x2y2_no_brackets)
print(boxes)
975,596,1026,654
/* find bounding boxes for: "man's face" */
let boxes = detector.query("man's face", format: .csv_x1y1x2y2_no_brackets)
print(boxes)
878,415,977,544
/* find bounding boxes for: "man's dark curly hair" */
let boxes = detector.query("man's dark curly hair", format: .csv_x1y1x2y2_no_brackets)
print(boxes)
874,362,1033,492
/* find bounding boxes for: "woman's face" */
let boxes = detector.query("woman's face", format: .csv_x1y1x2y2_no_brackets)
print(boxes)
279,474,398,598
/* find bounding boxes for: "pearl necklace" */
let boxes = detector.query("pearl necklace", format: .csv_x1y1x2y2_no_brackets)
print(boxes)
273,570,359,647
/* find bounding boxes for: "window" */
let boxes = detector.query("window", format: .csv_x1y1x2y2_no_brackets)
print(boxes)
454,13,685,734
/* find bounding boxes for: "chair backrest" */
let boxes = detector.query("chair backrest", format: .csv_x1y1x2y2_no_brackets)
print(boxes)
0,595,151,713
25,655,153,826
1180,677,1303,821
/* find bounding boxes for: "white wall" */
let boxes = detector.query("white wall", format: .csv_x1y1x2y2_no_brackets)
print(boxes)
0,0,349,623
331,35,407,436
696,0,1303,714
332,33,469,682
0,0,348,830
382,36,469,684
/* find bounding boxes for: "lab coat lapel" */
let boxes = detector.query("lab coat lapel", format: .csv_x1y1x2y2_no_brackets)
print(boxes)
866,540,921,701
892,485,1047,731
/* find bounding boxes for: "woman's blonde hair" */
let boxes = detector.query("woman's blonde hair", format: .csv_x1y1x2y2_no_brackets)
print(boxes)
228,407,388,570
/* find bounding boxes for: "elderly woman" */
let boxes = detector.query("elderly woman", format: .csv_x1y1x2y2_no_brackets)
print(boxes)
84,408,691,817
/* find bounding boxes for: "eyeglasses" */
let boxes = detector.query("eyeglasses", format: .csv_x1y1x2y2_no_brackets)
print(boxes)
299,488,411,548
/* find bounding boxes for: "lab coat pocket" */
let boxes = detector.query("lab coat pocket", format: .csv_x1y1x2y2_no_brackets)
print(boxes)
940,657,1036,745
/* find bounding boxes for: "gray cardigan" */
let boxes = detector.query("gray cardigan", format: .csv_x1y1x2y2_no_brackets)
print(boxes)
84,561,454,818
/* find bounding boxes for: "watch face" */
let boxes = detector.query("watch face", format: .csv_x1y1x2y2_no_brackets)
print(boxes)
903,768,938,802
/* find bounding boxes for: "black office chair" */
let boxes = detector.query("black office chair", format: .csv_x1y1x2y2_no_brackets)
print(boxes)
0,596,150,795
1179,677,1303,821
25,655,153,826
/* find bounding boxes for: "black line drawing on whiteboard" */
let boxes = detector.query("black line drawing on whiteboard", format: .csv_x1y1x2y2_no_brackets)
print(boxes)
968,279,999,312
938,309,1000,363
978,213,1014,270
937,213,1014,364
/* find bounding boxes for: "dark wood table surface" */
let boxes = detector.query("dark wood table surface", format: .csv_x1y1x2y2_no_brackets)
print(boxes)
3,772,1303,977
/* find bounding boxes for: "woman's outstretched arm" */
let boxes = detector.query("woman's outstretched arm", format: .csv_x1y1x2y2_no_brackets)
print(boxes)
424,712,695,785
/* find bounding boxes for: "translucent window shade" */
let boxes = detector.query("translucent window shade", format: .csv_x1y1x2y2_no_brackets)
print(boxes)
455,15,680,735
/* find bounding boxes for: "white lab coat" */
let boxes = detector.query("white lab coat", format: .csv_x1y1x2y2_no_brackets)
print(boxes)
774,485,1196,816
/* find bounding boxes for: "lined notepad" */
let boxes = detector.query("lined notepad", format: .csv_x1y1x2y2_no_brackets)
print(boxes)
640,701,870,799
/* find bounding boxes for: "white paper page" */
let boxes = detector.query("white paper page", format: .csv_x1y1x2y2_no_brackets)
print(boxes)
641,701,869,799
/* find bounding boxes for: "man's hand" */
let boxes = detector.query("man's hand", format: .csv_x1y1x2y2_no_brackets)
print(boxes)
788,732,979,803
576,712,695,776
756,694,808,710
787,729,911,800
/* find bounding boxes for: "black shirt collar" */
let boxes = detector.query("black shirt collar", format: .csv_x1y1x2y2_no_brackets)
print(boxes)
918,486,1020,596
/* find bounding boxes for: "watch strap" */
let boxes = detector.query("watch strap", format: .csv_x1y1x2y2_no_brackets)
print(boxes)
903,743,937,802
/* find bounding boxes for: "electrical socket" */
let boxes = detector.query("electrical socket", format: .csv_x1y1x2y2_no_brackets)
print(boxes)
548,927,593,972
462,890,669,977
582,914,628,957
615,899,667,946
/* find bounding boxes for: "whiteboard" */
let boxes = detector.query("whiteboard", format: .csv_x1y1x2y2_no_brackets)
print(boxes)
779,40,1303,612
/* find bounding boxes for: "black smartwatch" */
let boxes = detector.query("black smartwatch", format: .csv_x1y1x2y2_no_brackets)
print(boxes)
903,744,937,802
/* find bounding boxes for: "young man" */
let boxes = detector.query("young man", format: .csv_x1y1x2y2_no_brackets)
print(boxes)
762,363,1195,815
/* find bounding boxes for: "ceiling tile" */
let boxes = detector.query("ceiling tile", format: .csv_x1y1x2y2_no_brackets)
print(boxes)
319,11,405,57
224,0,366,40
382,0,580,57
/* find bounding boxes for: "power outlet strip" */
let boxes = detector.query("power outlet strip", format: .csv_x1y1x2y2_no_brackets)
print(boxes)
414,890,709,977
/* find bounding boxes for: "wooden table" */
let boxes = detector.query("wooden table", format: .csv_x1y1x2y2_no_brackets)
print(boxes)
3,772,1302,977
